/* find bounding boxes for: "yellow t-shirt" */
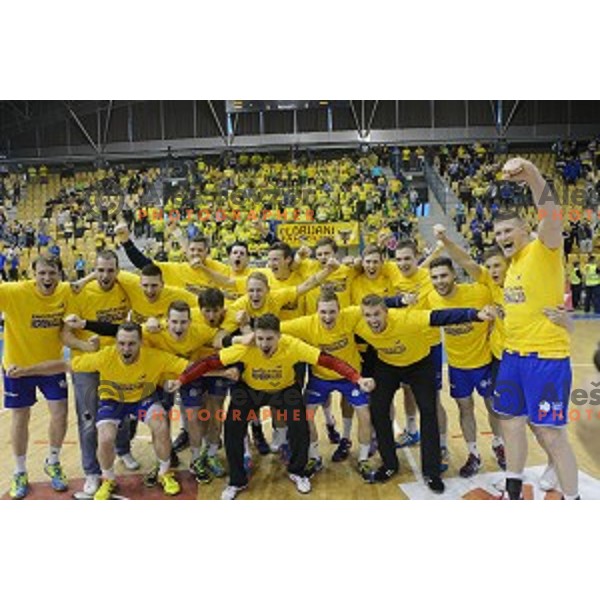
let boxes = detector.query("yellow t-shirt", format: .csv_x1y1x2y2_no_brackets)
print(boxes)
117,271,199,324
219,334,321,391
350,264,402,306
393,266,441,347
0,281,73,368
281,307,362,380
72,346,189,403
260,264,312,320
67,282,130,357
143,321,217,361
476,269,505,360
157,259,230,295
427,283,492,369
503,239,569,358
303,260,356,314
230,287,298,320
354,308,432,367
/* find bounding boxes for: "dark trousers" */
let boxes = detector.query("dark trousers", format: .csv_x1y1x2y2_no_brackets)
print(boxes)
584,285,600,313
225,382,309,487
571,283,582,309
370,354,441,477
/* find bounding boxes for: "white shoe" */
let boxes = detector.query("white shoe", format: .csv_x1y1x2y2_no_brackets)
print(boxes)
221,485,247,500
120,453,140,471
289,473,311,494
83,474,101,496
539,464,560,491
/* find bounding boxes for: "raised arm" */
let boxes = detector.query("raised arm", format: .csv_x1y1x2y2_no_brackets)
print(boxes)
115,222,153,269
432,223,482,280
7,360,71,378
502,157,562,249
317,353,375,393
296,258,339,296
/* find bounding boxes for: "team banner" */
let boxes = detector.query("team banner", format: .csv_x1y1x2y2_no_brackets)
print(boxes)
276,222,360,248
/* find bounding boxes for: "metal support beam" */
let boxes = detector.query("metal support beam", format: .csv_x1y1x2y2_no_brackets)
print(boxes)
501,101,520,137
63,101,99,154
207,100,227,143
101,100,113,152
348,101,361,134
366,100,379,136
361,101,365,134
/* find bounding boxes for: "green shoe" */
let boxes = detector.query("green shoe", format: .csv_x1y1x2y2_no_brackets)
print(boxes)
190,457,212,484
44,461,68,492
143,463,159,488
10,472,29,499
206,455,226,478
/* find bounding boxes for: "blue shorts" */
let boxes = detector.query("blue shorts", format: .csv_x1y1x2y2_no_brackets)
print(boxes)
304,376,369,408
201,376,233,397
493,351,572,426
3,373,68,409
449,364,493,399
430,343,443,392
180,380,206,408
97,397,160,425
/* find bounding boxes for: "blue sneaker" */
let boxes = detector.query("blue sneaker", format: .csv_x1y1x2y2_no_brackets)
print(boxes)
279,443,291,466
243,454,253,475
10,472,29,499
395,430,420,448
44,461,68,492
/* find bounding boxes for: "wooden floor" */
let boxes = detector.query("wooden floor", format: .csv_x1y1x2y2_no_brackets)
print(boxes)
1,318,599,500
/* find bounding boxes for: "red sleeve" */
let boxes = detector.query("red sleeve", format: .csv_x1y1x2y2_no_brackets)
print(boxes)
179,355,224,385
317,353,360,384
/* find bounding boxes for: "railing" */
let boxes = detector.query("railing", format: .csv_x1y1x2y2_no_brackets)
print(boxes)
423,161,460,215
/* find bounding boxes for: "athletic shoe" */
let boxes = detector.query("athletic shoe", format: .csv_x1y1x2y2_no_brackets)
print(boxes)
143,463,159,487
289,473,311,494
459,453,481,478
221,484,247,500
243,454,253,475
326,423,341,444
306,457,323,478
9,472,28,500
332,438,352,462
279,443,291,466
440,446,449,473
425,476,445,494
44,461,68,492
190,457,212,484
83,474,101,496
395,429,420,448
170,449,180,468
119,452,140,471
159,471,181,496
358,460,373,482
172,429,190,453
206,455,226,478
94,479,117,500
251,423,270,455
539,464,559,492
367,466,398,484
492,444,507,471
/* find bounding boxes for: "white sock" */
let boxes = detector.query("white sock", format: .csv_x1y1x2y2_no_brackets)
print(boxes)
467,442,479,457
244,435,251,455
323,404,335,427
102,468,115,481
506,471,523,480
309,441,320,460
158,459,171,476
359,443,370,462
280,426,288,443
491,436,504,448
440,434,448,448
208,443,219,458
14,455,26,475
343,417,352,439
564,494,580,500
47,446,61,465
190,446,201,461
406,416,418,435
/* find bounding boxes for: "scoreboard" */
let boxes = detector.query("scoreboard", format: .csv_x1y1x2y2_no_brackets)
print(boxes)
226,100,349,113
